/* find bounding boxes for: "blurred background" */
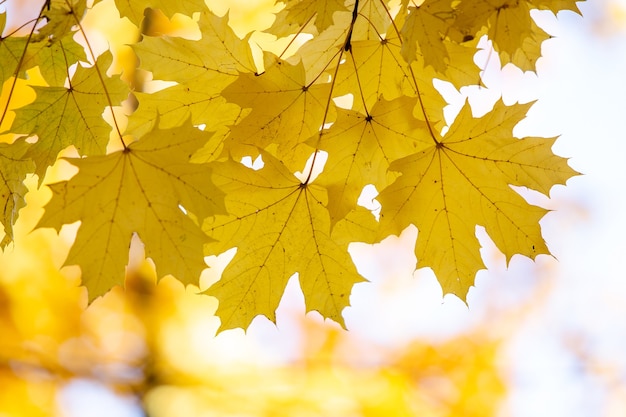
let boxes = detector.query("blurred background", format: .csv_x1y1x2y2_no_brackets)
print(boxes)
1,0,626,416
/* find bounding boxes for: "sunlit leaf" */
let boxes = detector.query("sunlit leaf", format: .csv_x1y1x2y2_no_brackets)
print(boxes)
38,121,225,300
378,100,578,297
9,52,128,179
0,139,34,248
204,152,364,330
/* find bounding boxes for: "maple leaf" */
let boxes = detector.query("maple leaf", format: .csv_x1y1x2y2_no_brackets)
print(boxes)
351,0,392,41
528,0,582,14
38,121,225,301
222,53,334,170
129,10,256,137
332,31,419,113
133,11,255,85
0,0,87,84
204,152,364,330
377,100,578,297
400,0,456,72
267,0,350,37
127,88,244,143
436,37,484,88
0,13,28,87
330,26,472,116
451,0,562,71
285,20,349,84
503,20,550,71
0,139,34,248
23,34,87,87
282,0,392,85
0,9,83,87
108,0,208,26
311,96,431,226
8,52,128,180
344,39,448,112
38,0,87,41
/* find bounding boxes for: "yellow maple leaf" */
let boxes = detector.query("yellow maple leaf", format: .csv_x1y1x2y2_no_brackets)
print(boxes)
400,0,456,72
267,0,350,36
0,13,24,87
38,121,225,301
528,0,582,14
331,27,469,116
281,0,394,86
24,34,87,87
129,10,256,137
0,139,34,248
222,53,334,170
333,32,423,113
311,96,430,226
38,0,87,41
0,13,85,88
8,52,128,179
502,19,551,71
133,11,255,84
451,0,579,71
204,152,365,330
128,87,244,144
441,35,483,86
284,19,349,84
378,100,578,297
109,0,208,26
351,0,392,41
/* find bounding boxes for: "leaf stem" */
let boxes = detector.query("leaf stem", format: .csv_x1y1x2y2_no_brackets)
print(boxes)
0,1,48,131
348,50,370,116
276,13,316,61
3,17,44,38
409,65,440,145
343,0,359,52
384,5,440,145
303,0,363,185
302,55,342,185
64,0,127,149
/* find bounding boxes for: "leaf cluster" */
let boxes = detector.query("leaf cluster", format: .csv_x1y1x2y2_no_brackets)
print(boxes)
0,0,580,330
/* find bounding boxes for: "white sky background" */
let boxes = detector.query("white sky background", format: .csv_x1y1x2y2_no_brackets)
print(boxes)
40,0,626,416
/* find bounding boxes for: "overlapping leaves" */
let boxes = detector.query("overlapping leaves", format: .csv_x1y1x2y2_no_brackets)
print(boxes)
11,52,127,179
0,0,581,330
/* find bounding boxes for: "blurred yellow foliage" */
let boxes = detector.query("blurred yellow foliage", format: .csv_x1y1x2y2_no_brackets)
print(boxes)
0,174,507,416
1,213,507,416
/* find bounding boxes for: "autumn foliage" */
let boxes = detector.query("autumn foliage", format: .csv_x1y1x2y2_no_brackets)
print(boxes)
0,0,581,332
0,0,588,414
